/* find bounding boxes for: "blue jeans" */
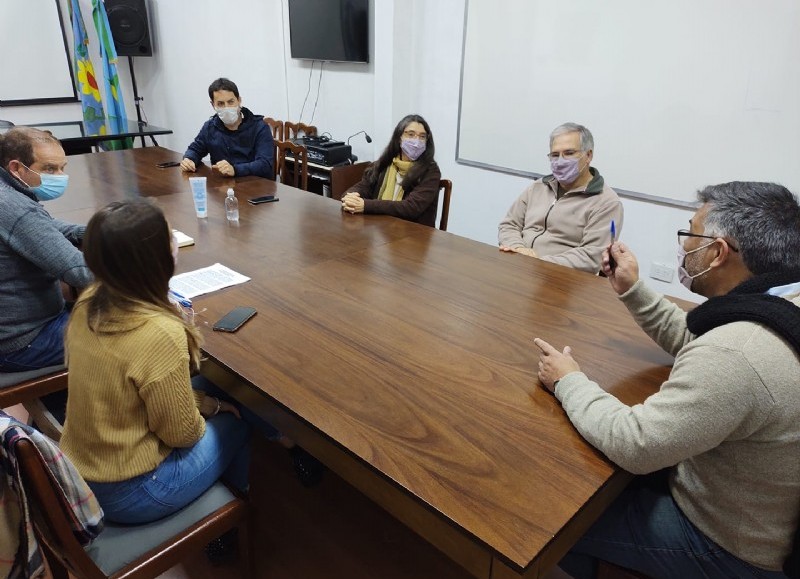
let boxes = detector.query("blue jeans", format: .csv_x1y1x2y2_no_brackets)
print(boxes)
559,474,788,579
88,376,251,524
195,374,281,442
0,310,69,372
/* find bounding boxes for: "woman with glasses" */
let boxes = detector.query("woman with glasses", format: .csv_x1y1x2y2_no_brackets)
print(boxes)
342,114,442,227
60,200,251,525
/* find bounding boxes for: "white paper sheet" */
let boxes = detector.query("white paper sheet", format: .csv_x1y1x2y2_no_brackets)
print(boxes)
169,263,250,299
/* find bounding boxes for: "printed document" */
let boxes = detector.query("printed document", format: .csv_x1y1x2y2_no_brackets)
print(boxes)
169,263,250,299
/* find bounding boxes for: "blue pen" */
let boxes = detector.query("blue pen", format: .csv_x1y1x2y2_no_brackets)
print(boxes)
169,289,192,308
608,220,617,269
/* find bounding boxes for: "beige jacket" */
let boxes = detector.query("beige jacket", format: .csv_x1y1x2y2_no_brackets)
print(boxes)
497,168,623,273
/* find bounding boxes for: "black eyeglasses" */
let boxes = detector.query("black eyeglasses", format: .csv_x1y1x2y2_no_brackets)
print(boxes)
677,229,739,252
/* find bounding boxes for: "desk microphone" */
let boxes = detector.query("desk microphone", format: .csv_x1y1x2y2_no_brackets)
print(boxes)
347,130,372,145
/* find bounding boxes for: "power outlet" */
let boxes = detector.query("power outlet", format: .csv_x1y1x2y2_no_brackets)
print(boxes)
650,262,675,283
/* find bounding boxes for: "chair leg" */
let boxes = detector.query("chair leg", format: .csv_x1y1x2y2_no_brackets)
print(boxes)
238,515,254,579
23,399,63,442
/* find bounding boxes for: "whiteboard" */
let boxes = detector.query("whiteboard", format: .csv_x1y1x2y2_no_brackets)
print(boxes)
457,0,800,205
0,0,77,106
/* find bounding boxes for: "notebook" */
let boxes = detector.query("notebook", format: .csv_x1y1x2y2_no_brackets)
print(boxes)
172,229,195,248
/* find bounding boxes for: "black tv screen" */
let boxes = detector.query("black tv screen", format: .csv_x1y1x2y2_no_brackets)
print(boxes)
288,0,369,63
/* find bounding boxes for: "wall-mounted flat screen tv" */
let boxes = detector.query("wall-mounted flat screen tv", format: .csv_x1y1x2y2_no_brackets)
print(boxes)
288,0,369,63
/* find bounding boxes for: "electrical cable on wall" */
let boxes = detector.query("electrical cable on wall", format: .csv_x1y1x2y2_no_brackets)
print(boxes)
309,62,324,125
298,60,316,124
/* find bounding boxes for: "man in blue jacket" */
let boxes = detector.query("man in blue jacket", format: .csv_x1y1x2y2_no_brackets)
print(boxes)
180,78,274,179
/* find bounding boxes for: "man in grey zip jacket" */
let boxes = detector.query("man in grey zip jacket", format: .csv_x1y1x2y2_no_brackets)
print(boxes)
0,128,92,373
498,123,623,274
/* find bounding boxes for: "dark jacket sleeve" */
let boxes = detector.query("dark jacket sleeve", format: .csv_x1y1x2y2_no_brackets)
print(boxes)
232,123,274,179
362,163,442,222
183,120,212,164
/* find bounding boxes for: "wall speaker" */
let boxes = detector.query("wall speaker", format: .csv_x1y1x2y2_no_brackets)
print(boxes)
105,0,153,57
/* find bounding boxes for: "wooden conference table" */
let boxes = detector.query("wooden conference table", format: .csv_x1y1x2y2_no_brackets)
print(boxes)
48,147,677,578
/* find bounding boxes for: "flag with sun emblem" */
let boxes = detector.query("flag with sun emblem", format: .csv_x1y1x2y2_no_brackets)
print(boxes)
91,0,131,150
69,0,106,138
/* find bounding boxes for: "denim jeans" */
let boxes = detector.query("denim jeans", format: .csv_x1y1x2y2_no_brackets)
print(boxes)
559,474,788,579
88,376,252,524
194,374,281,442
0,310,70,372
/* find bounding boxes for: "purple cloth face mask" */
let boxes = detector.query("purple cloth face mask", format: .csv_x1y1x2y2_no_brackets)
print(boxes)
550,156,580,184
400,138,426,161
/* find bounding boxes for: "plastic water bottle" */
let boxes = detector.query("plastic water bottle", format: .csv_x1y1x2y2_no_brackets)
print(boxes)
225,188,239,222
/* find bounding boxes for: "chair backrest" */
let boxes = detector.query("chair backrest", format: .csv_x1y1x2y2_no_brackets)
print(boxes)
284,122,318,141
438,179,453,231
276,140,309,191
263,118,284,180
329,162,370,200
263,117,284,141
16,438,107,579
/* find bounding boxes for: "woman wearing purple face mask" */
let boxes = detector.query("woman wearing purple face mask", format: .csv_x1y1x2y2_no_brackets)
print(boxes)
341,114,442,227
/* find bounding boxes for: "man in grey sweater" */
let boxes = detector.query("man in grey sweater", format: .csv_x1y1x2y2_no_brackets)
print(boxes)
536,181,800,578
0,128,92,373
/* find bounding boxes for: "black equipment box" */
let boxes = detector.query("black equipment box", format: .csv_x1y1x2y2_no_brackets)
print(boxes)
293,136,352,166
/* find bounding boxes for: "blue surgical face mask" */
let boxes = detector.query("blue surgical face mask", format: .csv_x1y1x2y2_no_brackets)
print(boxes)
19,164,69,201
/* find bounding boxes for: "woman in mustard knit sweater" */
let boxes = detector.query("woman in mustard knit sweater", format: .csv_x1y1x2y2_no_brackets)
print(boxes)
60,201,251,524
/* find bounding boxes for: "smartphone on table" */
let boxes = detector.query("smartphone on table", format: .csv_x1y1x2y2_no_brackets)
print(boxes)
248,195,279,205
212,306,257,332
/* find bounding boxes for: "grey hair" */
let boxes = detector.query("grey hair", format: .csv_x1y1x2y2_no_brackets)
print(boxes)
697,181,800,274
549,123,594,152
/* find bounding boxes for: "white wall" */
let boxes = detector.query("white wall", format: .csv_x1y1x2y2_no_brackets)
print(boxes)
3,0,699,301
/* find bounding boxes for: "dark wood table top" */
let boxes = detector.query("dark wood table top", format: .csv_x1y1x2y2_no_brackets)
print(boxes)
51,148,679,577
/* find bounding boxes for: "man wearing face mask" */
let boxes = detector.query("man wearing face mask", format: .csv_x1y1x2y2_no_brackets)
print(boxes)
0,128,92,373
180,77,274,179
534,181,800,578
498,122,623,274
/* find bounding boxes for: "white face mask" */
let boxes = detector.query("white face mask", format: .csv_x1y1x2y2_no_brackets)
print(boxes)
216,106,240,126
677,240,715,291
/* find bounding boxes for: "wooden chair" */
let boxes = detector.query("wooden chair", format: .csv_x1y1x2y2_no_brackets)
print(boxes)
276,140,309,191
438,179,453,231
263,117,284,141
0,366,68,441
16,437,253,579
283,122,318,141
263,118,284,180
329,161,370,200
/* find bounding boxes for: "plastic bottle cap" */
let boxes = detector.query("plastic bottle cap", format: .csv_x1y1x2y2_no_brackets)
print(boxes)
226,188,234,196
